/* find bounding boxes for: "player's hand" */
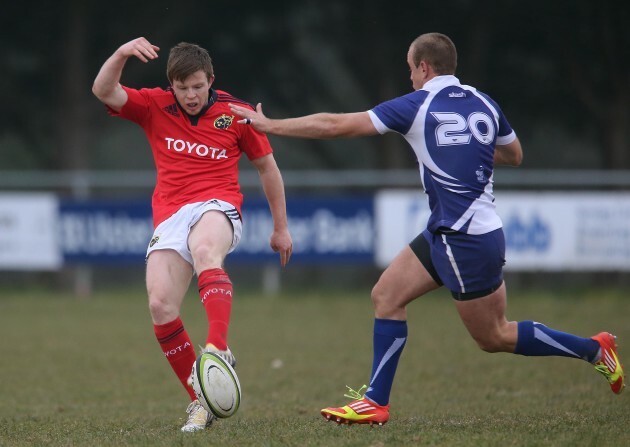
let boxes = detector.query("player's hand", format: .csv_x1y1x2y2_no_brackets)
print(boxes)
116,37,160,63
270,228,293,267
229,103,271,132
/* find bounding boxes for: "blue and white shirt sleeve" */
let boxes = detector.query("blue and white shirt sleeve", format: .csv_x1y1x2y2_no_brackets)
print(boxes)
496,113,517,145
480,93,516,145
367,92,425,136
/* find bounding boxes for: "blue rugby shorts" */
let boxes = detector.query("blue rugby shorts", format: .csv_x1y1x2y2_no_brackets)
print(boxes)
410,228,505,300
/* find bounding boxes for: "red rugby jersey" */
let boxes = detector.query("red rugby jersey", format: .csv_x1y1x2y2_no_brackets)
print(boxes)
108,87,272,228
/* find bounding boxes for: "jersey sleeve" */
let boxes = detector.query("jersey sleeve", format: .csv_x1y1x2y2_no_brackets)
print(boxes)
368,91,426,135
106,86,152,127
495,114,516,145
239,123,273,160
478,92,516,145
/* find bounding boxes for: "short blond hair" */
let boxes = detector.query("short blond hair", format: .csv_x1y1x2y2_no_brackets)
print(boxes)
410,33,457,75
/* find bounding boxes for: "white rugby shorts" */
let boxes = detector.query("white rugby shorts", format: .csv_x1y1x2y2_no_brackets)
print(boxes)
146,199,243,265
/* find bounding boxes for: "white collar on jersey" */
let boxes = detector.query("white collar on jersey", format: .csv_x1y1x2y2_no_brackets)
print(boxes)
419,75,461,92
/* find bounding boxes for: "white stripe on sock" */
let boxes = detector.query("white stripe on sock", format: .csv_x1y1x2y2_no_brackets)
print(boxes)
370,337,406,386
533,325,579,358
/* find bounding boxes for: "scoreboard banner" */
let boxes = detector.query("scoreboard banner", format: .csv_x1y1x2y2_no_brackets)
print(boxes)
235,196,374,263
59,199,153,264
375,190,630,271
497,192,630,270
374,190,429,268
0,193,61,270
0,192,628,271
57,196,375,265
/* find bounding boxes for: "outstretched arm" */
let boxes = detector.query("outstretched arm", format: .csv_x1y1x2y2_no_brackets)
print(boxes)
229,103,379,139
251,154,293,266
92,37,160,112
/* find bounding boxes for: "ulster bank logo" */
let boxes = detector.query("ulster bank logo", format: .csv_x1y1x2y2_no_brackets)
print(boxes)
214,114,234,129
504,214,550,252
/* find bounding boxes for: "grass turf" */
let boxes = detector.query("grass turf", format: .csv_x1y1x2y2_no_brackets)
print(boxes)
0,286,628,446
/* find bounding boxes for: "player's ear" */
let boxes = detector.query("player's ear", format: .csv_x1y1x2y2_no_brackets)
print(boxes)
419,60,434,79
208,75,215,86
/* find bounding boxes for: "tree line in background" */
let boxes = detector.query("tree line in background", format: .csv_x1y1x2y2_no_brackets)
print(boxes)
1,0,628,172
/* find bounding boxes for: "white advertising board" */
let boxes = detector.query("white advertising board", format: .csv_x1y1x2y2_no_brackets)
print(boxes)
375,190,630,271
0,193,62,270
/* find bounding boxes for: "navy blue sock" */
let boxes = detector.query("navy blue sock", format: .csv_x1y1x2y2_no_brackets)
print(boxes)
364,318,407,406
515,321,600,362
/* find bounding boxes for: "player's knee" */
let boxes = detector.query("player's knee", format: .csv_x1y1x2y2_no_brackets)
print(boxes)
371,282,401,316
476,339,502,353
190,244,223,269
371,283,386,310
472,332,509,353
148,293,179,324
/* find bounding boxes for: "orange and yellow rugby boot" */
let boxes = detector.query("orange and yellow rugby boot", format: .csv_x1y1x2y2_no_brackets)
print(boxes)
591,332,625,394
321,385,389,426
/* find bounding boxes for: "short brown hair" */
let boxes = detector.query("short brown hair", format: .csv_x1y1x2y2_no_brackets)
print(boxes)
166,42,214,83
410,33,457,75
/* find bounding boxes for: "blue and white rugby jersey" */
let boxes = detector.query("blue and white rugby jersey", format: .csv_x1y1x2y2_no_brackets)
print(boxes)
368,75,516,235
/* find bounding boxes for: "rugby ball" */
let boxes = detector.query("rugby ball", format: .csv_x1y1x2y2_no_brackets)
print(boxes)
191,352,241,418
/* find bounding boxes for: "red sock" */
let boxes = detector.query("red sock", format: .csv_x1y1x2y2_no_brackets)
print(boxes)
153,317,196,401
198,268,233,350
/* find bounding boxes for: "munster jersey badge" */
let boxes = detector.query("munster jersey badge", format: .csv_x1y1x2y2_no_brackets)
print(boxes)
214,114,234,129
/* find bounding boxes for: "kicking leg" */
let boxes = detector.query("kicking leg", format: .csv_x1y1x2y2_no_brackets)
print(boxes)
189,210,237,366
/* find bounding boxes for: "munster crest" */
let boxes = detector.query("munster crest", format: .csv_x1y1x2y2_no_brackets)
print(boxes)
214,114,234,129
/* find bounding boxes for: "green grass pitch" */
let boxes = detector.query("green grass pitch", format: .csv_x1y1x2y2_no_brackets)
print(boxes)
0,285,628,446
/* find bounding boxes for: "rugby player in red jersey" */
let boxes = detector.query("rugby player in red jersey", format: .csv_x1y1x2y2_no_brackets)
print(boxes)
92,37,293,432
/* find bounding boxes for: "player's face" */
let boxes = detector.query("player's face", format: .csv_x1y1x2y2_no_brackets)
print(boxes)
407,47,425,90
172,70,214,116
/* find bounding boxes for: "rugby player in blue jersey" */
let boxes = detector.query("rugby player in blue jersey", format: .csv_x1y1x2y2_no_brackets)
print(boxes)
229,32,624,425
